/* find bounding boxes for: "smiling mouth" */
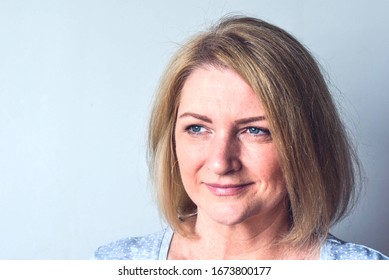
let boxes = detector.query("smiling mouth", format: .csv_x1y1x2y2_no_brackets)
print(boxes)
205,183,252,196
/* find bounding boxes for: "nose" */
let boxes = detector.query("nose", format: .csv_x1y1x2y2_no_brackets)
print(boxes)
206,134,242,175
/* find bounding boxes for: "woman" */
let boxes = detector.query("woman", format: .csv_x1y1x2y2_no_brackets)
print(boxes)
95,16,388,260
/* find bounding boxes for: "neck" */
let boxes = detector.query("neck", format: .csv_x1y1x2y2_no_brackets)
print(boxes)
193,209,289,259
169,200,320,259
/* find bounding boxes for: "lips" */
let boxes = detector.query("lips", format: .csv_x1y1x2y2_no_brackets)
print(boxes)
205,183,252,196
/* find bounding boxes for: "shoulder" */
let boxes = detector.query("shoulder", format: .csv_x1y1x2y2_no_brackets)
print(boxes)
94,227,172,260
321,234,389,260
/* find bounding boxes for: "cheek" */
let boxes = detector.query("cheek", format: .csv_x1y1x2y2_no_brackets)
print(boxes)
175,147,203,198
246,144,285,183
175,137,206,178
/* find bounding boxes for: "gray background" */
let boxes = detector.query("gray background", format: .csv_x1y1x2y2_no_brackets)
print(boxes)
0,0,388,259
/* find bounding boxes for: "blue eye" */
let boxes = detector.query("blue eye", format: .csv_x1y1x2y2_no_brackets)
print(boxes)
247,127,270,135
248,127,261,134
187,125,205,134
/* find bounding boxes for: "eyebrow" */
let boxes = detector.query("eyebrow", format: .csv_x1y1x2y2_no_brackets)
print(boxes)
178,112,212,123
235,116,266,125
178,112,266,124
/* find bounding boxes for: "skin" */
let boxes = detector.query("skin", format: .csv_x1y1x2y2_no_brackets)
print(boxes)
169,65,316,259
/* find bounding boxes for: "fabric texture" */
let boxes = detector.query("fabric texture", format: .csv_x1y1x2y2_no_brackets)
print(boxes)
94,227,388,260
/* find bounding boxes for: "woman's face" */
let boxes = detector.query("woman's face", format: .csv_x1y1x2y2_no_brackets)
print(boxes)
174,66,288,226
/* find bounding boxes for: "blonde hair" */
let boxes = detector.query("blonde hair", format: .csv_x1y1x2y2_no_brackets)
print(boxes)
148,16,359,247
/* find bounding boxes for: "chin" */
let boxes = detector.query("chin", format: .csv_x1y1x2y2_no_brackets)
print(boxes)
204,205,254,226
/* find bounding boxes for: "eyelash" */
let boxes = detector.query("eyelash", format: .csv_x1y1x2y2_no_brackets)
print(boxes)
186,125,207,135
185,125,270,136
246,127,270,136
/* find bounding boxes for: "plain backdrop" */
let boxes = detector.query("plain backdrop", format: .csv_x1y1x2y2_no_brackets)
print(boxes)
0,0,388,259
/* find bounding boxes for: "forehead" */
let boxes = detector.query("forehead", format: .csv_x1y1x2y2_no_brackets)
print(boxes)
178,66,265,116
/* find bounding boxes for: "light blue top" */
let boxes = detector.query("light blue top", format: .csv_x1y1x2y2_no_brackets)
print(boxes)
94,227,388,260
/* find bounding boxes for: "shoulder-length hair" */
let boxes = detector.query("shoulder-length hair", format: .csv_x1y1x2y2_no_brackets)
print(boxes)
148,16,359,247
